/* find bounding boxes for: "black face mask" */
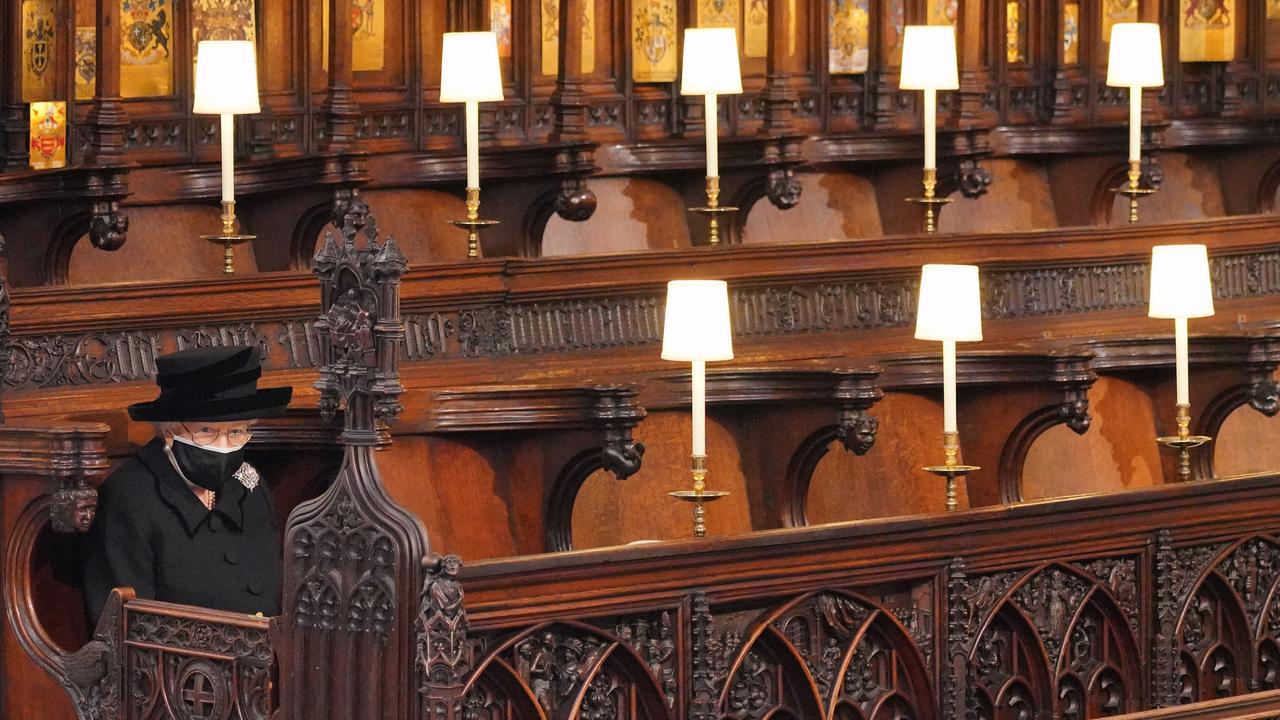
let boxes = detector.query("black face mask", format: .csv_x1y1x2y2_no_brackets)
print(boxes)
169,436,244,492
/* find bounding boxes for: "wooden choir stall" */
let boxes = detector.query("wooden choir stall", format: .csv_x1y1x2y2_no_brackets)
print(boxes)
7,0,1280,718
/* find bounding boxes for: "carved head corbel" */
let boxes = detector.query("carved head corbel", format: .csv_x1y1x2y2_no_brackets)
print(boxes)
836,409,880,456
1059,387,1092,435
50,484,98,534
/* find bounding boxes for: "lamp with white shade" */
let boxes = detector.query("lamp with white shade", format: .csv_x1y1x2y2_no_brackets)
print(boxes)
899,25,959,235
1150,244,1215,480
193,40,260,274
440,31,504,259
662,279,734,537
1106,23,1164,223
916,263,982,511
681,28,743,246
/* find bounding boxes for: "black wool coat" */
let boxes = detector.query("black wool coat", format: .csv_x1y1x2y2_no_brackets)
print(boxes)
84,438,283,622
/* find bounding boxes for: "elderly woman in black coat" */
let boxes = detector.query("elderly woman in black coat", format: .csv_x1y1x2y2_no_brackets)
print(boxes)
84,345,292,621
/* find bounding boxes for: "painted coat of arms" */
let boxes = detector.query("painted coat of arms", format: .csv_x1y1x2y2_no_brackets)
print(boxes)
192,0,256,43
1062,3,1079,63
22,0,56,101
633,0,677,83
29,101,66,170
697,0,739,28
829,0,869,74
75,27,96,99
121,0,173,96
1181,0,1234,61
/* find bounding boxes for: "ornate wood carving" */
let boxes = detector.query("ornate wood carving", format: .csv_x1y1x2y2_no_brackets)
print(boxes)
416,552,470,716
280,204,428,719
11,236,1280,390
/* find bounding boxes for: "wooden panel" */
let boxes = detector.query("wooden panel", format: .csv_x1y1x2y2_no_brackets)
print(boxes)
1109,153,1227,225
541,177,691,255
741,171,883,242
1215,403,1280,477
806,392,960,522
358,188,472,263
938,159,1057,233
572,411,754,547
66,205,259,284
1022,376,1164,500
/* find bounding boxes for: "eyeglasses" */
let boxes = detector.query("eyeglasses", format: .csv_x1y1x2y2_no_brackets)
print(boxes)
180,423,253,446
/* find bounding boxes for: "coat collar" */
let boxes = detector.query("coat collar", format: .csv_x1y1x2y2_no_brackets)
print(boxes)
139,438,247,537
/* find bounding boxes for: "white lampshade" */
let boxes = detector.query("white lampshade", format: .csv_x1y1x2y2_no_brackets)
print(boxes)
193,41,260,114
899,26,959,90
661,280,734,361
1149,244,1214,319
1107,23,1164,88
440,32,504,103
681,28,743,96
916,264,983,341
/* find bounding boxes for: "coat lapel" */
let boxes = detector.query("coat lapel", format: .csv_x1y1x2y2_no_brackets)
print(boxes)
139,438,210,537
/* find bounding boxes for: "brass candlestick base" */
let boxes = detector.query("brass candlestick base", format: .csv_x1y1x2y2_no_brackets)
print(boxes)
450,187,500,259
1156,403,1212,482
201,200,256,275
906,168,952,235
688,176,738,246
668,455,729,538
1114,160,1156,224
922,431,979,512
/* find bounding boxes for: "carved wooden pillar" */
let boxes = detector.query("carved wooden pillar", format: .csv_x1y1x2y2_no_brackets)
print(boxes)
82,0,130,250
949,0,994,126
83,0,126,166
761,0,798,135
280,212,430,720
551,0,589,140
321,0,359,150
1221,0,1261,116
0,0,25,170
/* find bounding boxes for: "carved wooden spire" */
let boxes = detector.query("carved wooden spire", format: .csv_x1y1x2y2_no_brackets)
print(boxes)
280,209,427,720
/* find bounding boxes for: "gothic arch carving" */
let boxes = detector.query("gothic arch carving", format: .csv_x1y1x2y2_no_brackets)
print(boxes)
1171,536,1280,701
965,562,1142,718
715,589,937,720
463,620,671,720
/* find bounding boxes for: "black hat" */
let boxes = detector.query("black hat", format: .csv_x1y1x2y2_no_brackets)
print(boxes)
127,346,293,422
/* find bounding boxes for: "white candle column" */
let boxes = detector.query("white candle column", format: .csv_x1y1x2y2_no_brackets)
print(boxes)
691,359,707,456
942,338,957,433
1174,317,1189,406
465,99,480,190
1128,87,1142,164
220,113,235,204
923,88,937,171
704,93,718,179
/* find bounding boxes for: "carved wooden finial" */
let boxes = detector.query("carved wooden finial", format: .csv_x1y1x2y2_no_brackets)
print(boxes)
282,204,429,720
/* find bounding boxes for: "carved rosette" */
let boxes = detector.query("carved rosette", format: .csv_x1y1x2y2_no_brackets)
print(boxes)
281,206,430,720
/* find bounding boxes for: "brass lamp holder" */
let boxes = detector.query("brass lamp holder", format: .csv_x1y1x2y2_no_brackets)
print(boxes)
688,176,738,246
1156,403,1212,482
906,167,952,235
668,454,729,538
201,200,256,275
450,187,500,259
1113,160,1156,224
922,430,979,512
